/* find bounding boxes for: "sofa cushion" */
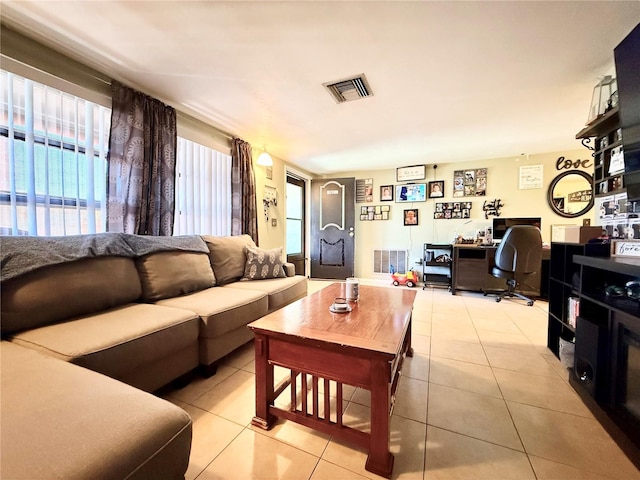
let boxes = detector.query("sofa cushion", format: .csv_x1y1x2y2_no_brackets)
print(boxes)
224,275,308,311
1,341,192,480
202,234,256,285
1,256,142,336
10,303,199,385
136,251,215,301
156,286,268,338
241,245,287,281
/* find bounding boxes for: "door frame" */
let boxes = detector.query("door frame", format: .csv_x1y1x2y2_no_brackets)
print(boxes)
285,166,311,277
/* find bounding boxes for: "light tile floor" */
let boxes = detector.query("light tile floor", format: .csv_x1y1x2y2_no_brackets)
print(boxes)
162,280,640,480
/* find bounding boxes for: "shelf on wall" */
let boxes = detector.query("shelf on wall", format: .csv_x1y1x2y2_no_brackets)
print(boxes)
576,107,620,139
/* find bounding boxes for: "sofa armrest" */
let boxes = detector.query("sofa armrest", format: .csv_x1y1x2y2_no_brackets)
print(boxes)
283,262,296,277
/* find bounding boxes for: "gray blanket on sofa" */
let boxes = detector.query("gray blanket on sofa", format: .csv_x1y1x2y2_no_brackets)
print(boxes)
1,233,209,281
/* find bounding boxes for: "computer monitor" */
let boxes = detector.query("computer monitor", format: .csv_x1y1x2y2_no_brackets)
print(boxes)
492,217,542,241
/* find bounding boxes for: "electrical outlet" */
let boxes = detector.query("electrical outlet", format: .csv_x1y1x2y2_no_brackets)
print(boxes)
272,218,277,227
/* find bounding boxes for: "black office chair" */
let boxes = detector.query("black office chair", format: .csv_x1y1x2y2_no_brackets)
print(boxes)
485,225,543,306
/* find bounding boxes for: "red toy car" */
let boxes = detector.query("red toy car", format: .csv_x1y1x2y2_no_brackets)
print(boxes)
391,270,419,288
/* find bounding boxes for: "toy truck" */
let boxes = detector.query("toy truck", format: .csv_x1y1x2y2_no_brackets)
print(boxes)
390,269,419,288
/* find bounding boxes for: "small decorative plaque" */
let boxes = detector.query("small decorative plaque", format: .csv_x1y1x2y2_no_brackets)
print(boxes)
611,240,640,257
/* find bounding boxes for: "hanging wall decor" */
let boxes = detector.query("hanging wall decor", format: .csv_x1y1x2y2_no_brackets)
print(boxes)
453,168,487,197
356,178,374,203
380,185,394,201
434,202,472,219
403,208,418,226
396,164,426,182
360,205,390,221
482,199,504,219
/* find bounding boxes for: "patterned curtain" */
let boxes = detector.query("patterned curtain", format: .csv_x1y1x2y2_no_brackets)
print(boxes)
107,81,177,235
231,138,258,243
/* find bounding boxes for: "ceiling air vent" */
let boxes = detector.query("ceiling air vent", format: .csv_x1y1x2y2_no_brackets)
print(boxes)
323,74,373,104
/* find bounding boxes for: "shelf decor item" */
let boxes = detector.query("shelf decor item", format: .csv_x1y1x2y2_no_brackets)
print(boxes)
611,240,640,257
587,75,617,124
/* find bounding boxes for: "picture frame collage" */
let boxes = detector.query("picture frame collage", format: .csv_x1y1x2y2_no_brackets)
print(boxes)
359,165,480,224
453,168,487,197
360,205,390,221
434,201,473,219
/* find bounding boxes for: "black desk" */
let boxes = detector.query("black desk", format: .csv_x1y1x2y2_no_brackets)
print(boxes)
451,245,550,298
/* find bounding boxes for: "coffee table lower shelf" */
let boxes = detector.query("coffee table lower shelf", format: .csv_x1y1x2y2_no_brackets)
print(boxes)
251,330,412,478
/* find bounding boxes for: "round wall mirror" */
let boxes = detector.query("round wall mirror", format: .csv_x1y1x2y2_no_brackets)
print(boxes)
547,170,594,218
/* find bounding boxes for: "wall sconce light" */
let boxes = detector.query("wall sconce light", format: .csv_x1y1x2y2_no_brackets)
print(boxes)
257,149,273,167
587,75,617,124
257,147,273,179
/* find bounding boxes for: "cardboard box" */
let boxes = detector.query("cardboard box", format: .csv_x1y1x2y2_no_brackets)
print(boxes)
551,225,603,243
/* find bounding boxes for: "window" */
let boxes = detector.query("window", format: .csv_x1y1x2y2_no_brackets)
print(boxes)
285,173,306,275
0,71,110,235
1,70,232,237
173,138,232,236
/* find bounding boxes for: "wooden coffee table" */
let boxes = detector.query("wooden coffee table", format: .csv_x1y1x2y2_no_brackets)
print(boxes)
248,283,417,478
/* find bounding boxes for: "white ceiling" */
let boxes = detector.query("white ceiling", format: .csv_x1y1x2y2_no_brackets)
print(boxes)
2,1,639,175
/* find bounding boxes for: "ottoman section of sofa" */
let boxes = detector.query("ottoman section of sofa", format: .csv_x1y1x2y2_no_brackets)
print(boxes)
9,303,200,392
1,341,192,480
223,275,308,312
155,286,268,367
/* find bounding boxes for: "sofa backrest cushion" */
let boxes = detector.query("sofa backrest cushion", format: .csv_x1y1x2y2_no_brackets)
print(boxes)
201,234,256,285
1,256,142,336
136,251,215,302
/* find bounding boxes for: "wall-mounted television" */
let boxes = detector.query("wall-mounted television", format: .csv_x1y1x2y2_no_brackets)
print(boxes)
396,183,427,203
492,217,542,241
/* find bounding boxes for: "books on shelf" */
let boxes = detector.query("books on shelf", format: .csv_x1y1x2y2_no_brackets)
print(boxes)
567,296,580,328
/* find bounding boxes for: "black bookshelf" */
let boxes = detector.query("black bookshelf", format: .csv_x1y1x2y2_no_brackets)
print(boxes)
547,242,610,357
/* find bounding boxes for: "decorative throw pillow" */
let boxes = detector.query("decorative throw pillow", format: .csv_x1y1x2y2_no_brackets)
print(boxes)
241,245,287,281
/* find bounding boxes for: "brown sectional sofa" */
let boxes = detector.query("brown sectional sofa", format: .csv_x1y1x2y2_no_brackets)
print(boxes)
0,233,307,480
1,341,193,480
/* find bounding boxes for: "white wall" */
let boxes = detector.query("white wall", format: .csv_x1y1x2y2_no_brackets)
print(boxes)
340,148,594,280
254,147,595,280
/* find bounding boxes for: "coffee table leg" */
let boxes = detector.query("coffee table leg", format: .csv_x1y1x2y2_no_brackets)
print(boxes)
365,358,394,478
251,334,275,429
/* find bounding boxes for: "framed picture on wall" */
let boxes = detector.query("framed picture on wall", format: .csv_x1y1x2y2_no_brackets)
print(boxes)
428,180,444,198
396,183,427,202
404,208,419,226
396,165,426,182
380,185,394,201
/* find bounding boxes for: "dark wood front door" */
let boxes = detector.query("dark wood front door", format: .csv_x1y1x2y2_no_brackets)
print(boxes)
310,178,355,279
